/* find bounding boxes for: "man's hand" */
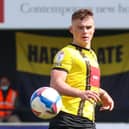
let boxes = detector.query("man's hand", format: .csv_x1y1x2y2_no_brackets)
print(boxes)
79,90,101,103
99,89,114,111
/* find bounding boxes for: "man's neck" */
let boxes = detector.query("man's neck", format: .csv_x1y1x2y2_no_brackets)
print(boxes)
72,42,91,49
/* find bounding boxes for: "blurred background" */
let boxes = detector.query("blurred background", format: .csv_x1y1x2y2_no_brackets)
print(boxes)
0,0,129,128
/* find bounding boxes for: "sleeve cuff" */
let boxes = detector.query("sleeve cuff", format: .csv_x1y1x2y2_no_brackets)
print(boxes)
52,67,69,73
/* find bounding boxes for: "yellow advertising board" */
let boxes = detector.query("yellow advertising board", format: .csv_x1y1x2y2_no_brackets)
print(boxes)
92,33,129,76
16,32,71,75
16,32,129,76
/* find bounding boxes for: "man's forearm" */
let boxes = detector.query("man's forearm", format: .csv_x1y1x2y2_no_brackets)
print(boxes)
50,80,82,98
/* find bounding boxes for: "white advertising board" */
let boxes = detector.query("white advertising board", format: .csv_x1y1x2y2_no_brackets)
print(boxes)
96,123,129,129
0,0,129,29
0,123,129,129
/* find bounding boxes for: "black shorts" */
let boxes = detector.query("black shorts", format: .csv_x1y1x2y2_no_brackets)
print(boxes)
48,111,96,129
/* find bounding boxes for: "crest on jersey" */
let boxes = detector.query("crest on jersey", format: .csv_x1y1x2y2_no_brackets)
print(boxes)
54,51,64,66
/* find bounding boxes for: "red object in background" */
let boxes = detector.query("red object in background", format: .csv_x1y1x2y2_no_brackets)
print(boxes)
0,0,4,23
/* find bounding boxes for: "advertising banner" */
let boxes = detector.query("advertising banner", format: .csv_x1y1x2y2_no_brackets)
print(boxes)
16,32,71,75
16,32,129,76
1,0,129,29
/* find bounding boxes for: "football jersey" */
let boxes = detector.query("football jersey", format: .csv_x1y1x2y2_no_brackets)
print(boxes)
52,44,100,121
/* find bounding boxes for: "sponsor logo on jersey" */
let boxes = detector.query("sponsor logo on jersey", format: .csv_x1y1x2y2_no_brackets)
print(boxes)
54,51,64,66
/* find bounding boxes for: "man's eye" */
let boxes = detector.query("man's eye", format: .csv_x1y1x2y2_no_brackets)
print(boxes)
79,26,84,30
86,26,92,29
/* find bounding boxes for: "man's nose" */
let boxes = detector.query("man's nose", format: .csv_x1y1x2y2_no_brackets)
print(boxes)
83,28,88,33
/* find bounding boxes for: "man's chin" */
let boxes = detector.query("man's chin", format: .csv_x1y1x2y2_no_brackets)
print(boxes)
82,41,89,45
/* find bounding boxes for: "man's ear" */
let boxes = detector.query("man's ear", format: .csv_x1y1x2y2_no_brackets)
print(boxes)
69,26,73,34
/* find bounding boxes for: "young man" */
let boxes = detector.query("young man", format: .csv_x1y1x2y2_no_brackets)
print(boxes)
49,9,114,129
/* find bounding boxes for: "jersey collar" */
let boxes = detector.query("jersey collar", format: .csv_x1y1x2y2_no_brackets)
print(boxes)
70,43,91,51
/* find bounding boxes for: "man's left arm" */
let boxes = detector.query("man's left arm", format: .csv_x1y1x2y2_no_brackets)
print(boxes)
99,88,114,111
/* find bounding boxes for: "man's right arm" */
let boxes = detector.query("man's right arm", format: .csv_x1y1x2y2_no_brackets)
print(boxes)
50,69,100,102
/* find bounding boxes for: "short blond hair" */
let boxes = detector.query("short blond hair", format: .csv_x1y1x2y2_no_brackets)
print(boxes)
72,9,93,21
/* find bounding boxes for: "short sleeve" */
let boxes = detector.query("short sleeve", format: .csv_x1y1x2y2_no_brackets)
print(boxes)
52,48,72,73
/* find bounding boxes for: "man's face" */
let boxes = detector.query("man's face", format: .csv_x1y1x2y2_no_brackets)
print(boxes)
0,77,10,88
70,16,95,48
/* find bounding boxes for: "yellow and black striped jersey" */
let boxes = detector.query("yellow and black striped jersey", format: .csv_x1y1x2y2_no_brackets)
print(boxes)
52,44,100,121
